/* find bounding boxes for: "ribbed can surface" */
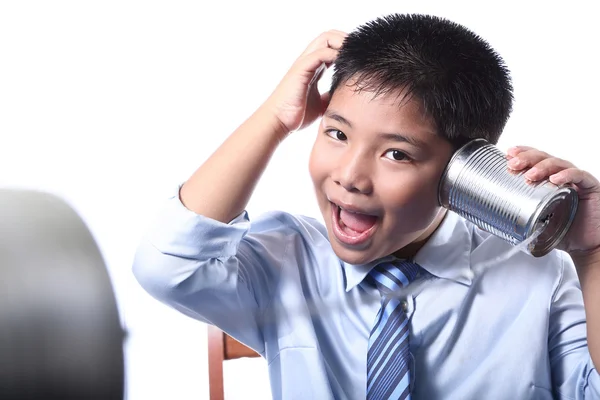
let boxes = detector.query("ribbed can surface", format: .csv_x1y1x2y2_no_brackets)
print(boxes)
438,139,578,257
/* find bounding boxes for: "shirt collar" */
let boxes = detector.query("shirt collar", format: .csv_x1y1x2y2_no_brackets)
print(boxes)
341,211,474,292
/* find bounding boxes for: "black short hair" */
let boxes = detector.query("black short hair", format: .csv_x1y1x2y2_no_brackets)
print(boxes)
330,13,513,147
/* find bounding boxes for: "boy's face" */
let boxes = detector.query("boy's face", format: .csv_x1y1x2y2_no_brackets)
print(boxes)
309,84,454,265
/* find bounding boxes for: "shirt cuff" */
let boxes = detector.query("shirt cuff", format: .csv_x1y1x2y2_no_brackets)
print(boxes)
146,185,251,260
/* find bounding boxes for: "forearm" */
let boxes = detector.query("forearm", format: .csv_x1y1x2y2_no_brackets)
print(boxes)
180,105,287,223
573,248,600,369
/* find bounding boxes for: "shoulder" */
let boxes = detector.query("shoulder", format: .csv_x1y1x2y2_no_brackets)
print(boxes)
246,210,329,245
243,210,340,285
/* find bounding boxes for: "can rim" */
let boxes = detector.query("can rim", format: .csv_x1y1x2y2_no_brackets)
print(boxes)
527,185,579,257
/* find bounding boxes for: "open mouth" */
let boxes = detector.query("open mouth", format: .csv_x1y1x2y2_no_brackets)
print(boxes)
330,202,379,246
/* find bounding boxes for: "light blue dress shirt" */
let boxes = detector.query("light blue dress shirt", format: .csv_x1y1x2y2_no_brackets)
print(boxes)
133,191,600,399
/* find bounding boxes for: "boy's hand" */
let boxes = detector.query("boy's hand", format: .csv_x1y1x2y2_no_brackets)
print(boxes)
264,30,347,136
506,146,600,257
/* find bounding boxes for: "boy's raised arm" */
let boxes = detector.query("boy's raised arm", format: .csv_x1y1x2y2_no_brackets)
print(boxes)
132,31,347,351
179,31,346,223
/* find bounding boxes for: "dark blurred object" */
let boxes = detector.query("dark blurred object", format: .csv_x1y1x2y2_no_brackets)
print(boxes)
0,189,124,399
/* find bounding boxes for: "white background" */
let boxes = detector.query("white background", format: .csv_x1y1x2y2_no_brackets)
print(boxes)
1,1,598,399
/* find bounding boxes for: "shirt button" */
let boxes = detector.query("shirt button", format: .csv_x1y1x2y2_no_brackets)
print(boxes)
401,300,408,312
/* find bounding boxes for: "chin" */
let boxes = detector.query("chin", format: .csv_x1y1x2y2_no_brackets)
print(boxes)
328,239,379,265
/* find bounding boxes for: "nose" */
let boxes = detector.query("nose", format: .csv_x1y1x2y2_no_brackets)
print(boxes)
332,151,373,194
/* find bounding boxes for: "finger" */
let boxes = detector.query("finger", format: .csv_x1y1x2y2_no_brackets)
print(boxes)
506,145,534,157
320,91,331,110
506,148,552,171
308,62,328,88
299,90,330,130
302,30,347,56
523,157,575,181
321,29,348,42
549,167,600,191
319,30,347,50
327,29,348,36
297,47,339,76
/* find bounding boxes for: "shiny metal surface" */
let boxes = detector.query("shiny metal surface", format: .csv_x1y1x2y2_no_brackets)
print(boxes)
439,139,578,257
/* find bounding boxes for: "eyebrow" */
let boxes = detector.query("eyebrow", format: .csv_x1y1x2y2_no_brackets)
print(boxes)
324,111,429,149
324,111,353,128
378,133,428,149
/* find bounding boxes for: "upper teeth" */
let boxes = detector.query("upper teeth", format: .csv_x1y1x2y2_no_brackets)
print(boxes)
339,205,361,215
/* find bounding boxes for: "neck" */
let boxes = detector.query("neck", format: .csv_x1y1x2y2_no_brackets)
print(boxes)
393,208,448,260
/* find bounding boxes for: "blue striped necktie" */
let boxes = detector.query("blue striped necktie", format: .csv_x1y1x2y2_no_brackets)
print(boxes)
365,260,422,400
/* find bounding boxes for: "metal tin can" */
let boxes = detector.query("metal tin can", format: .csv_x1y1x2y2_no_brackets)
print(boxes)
438,139,578,257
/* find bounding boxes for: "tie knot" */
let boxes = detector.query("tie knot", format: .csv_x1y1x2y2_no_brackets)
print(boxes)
366,260,422,295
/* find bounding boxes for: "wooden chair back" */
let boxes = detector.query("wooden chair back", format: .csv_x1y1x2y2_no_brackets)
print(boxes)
207,325,260,400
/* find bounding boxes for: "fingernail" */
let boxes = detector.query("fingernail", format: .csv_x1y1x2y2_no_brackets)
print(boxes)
549,173,563,184
507,158,521,168
526,167,539,178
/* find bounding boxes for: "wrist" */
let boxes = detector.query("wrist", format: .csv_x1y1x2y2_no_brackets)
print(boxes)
254,103,291,143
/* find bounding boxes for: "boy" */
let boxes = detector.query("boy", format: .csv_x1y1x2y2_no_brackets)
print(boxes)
133,13,600,399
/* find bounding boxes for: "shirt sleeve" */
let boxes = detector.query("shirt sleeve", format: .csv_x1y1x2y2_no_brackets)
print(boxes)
549,251,600,399
132,188,288,355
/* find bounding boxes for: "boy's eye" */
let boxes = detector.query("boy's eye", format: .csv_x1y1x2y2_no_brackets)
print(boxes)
326,129,347,141
384,149,410,161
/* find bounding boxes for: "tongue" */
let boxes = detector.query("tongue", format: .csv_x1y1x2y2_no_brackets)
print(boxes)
339,209,377,233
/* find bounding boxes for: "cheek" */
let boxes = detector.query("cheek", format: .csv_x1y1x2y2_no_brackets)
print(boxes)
308,137,332,184
308,144,321,184
383,176,442,224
